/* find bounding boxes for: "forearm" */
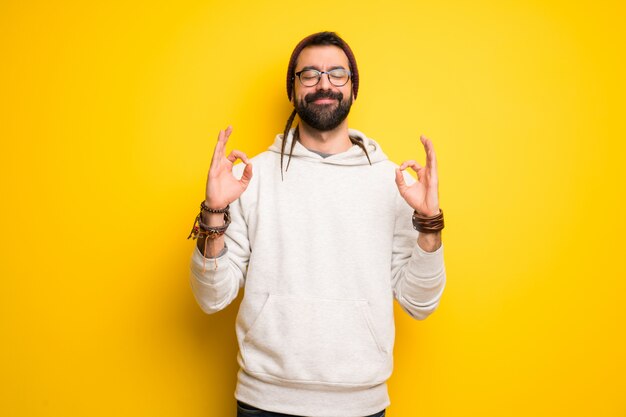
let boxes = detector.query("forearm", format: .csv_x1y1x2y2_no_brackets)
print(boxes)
394,243,446,320
417,231,442,252
189,247,240,314
392,208,445,320
189,197,250,314
196,210,227,258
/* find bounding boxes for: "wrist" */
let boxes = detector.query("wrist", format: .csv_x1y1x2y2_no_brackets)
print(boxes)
203,199,228,210
200,201,231,227
412,209,444,234
417,231,442,252
201,211,228,226
187,201,231,241
413,207,440,217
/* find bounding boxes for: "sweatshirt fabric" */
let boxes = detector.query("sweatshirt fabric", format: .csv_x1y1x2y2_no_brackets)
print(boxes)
190,128,446,417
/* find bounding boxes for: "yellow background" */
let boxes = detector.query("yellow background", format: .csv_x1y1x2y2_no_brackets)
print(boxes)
1,0,625,416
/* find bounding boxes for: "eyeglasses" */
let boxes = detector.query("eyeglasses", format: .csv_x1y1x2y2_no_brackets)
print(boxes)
294,68,351,87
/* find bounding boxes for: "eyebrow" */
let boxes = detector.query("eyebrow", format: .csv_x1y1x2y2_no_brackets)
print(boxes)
299,65,347,72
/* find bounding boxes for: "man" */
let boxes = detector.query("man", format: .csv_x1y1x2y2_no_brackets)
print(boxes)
189,32,446,417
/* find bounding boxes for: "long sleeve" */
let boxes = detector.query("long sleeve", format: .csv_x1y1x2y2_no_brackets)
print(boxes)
189,195,251,315
190,134,445,415
390,174,446,320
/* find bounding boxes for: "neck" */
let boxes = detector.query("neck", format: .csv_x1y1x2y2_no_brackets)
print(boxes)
297,120,352,154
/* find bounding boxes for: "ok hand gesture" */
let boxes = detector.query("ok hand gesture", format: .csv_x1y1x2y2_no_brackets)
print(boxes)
205,126,253,209
395,135,440,217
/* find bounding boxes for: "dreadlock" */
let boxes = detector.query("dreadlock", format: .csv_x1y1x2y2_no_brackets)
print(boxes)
349,135,372,165
280,109,298,180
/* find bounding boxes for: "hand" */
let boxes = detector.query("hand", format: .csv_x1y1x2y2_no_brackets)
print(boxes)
395,135,440,217
205,126,253,209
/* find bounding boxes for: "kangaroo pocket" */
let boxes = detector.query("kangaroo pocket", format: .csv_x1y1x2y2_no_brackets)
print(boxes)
241,294,389,387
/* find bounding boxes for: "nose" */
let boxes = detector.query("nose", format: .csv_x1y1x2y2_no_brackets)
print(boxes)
316,73,332,90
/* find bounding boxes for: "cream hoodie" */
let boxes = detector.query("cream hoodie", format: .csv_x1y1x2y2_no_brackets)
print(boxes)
190,129,446,417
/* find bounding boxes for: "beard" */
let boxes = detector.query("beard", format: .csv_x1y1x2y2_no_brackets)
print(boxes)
294,90,352,131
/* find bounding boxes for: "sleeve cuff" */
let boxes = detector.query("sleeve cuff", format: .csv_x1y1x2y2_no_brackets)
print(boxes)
415,241,444,257
410,243,445,278
194,244,228,260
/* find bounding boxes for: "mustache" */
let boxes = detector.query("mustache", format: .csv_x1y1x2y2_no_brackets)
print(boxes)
304,90,343,103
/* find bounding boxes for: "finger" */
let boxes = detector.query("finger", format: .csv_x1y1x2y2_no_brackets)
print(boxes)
218,125,232,141
210,129,225,170
399,159,416,170
420,135,432,157
395,168,408,193
210,127,234,171
421,134,438,171
227,150,249,164
400,160,423,173
215,125,233,155
239,163,253,188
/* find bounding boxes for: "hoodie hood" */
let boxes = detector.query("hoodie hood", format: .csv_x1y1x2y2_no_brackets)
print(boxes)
268,128,388,167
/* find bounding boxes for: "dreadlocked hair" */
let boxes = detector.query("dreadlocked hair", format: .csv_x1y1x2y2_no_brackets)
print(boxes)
349,135,372,165
280,109,298,180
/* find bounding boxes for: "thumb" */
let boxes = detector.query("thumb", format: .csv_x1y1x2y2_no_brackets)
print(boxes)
395,168,407,193
240,163,253,188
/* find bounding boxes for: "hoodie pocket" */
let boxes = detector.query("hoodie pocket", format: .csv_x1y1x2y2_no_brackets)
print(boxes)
241,294,389,387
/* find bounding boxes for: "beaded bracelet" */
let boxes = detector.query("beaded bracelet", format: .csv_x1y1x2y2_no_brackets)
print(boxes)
187,203,231,240
412,209,445,234
187,202,231,271
200,201,229,214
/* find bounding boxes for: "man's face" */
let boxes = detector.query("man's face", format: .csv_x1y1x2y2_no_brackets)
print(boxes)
292,45,353,131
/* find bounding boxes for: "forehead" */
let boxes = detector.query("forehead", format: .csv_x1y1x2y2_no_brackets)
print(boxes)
295,45,350,70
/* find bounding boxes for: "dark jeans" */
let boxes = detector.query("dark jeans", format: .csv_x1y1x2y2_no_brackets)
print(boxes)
237,401,386,417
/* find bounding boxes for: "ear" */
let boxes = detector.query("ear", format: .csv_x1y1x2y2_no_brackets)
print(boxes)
290,81,297,105
289,79,296,104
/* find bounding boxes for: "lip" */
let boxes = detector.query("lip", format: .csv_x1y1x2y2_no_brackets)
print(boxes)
312,98,337,104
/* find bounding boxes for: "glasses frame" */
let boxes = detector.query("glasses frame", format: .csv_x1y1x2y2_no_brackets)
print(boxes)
294,68,352,87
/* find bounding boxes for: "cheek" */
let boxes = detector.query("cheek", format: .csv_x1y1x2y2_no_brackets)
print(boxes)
292,85,306,105
294,88,312,105
339,89,351,104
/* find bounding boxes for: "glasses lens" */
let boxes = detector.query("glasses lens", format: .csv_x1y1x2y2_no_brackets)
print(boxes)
328,69,350,86
299,70,320,87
